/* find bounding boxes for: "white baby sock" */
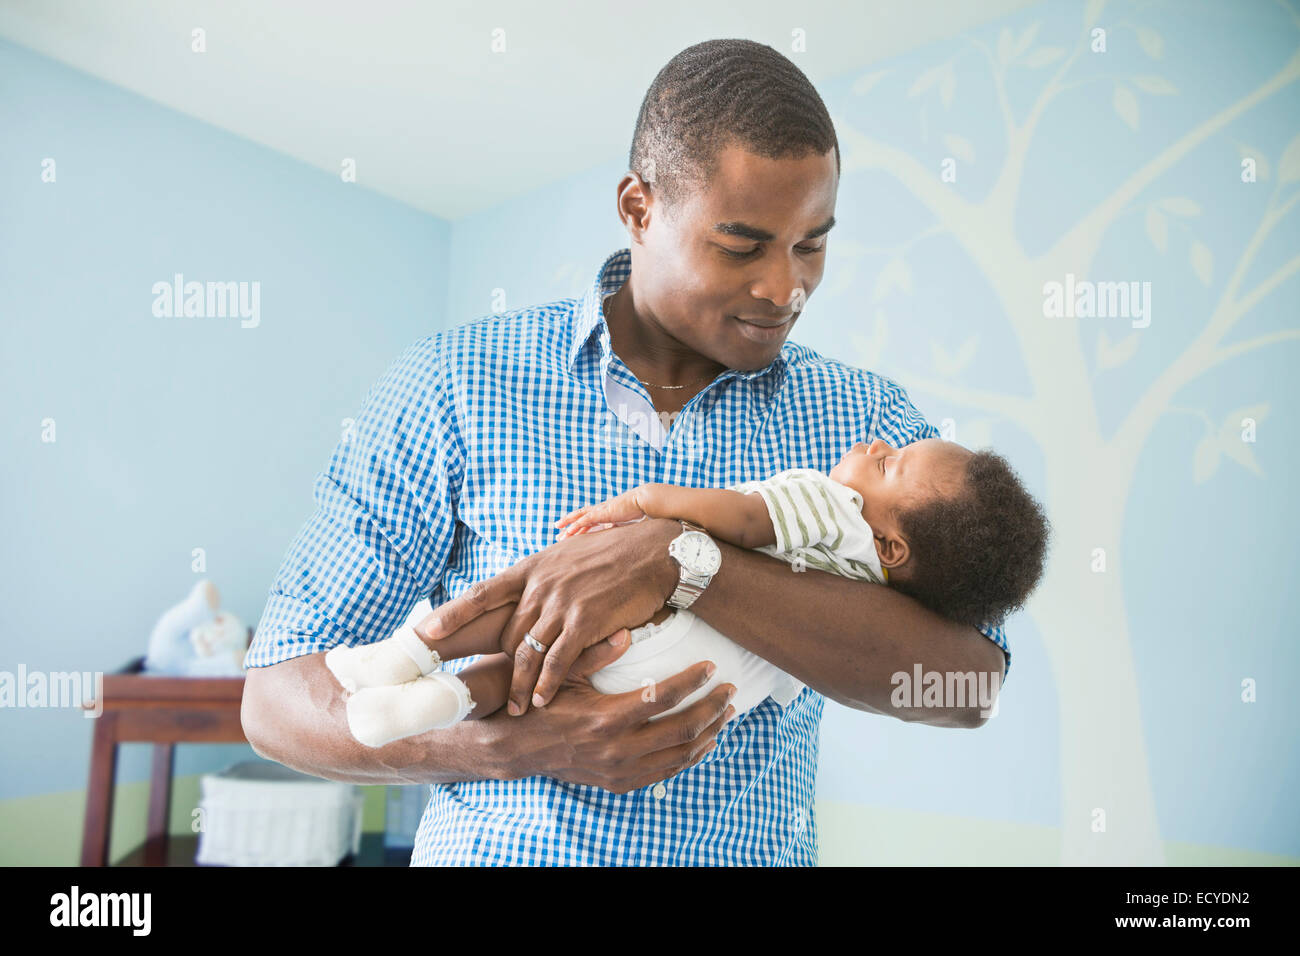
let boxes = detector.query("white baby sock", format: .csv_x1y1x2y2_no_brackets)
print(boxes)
344,672,476,748
325,625,440,692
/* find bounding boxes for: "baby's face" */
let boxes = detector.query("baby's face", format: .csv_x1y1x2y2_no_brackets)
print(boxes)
830,437,971,531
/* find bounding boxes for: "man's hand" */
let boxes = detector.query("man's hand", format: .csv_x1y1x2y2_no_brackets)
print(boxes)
494,657,738,793
414,516,682,716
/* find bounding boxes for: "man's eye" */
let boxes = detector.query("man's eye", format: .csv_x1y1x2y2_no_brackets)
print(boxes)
721,245,826,260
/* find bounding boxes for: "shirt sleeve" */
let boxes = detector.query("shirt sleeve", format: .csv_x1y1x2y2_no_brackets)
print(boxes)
732,469,843,553
873,375,1012,684
244,334,464,668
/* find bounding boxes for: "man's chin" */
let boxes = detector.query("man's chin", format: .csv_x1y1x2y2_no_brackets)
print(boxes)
722,334,790,372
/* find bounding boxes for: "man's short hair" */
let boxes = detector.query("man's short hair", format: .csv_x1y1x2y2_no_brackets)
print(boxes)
629,38,840,215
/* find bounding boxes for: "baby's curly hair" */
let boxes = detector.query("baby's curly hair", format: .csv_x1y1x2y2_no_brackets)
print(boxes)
890,450,1050,629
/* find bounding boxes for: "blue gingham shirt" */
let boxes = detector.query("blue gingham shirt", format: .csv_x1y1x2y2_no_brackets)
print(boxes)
247,247,1010,866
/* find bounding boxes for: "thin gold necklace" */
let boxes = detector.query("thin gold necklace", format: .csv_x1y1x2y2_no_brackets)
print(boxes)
603,293,717,391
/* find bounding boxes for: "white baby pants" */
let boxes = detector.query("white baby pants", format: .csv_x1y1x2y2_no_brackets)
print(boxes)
588,609,805,722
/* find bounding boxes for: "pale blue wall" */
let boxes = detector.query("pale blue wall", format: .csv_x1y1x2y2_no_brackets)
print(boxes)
0,37,451,797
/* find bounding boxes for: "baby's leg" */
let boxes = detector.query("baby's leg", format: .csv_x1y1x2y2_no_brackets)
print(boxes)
453,653,513,720
326,603,517,692
420,603,517,662
343,654,514,748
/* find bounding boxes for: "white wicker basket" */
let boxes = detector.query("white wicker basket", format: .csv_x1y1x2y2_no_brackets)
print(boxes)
196,761,363,866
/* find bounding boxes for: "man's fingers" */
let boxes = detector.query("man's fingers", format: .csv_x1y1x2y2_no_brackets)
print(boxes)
505,613,561,716
413,574,520,643
634,703,733,784
568,629,633,678
527,624,598,709
626,660,719,723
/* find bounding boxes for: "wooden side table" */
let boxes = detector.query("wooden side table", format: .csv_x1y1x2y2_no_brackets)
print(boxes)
80,655,248,867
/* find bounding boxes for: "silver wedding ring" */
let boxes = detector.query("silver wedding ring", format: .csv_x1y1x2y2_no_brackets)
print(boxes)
523,632,547,654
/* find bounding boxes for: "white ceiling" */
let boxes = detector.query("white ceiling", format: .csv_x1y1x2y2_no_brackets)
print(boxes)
0,0,1034,220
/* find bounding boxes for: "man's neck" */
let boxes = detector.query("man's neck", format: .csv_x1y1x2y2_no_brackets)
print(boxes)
603,283,726,413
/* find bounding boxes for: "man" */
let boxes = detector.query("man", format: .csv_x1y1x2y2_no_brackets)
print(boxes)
241,38,1009,866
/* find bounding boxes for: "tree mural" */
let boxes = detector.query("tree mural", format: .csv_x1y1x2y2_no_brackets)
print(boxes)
836,0,1299,863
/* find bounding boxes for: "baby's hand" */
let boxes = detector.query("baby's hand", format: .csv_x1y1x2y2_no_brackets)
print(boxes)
554,486,652,539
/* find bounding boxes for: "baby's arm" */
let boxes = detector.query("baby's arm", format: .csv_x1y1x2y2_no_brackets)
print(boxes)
557,484,775,550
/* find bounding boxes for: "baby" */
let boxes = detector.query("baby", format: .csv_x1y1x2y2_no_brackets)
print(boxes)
325,437,1049,748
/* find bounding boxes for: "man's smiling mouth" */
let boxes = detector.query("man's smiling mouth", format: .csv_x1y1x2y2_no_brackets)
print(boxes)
732,313,796,343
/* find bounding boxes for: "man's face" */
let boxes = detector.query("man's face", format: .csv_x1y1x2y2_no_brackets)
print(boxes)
632,144,838,371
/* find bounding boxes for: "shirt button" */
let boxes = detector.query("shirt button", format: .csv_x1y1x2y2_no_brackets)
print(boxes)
652,782,667,800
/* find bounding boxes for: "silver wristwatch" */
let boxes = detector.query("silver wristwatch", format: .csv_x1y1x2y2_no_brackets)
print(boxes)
667,521,722,609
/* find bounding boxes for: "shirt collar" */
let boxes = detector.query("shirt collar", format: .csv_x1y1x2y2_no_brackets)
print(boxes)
568,248,789,391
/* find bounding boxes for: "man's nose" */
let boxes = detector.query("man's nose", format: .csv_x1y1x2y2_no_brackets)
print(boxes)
750,259,807,311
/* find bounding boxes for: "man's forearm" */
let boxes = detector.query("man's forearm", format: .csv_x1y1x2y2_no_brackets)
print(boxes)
676,528,1002,728
241,652,521,785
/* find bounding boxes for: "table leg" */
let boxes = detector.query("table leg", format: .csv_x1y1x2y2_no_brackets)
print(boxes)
144,743,174,866
80,712,119,867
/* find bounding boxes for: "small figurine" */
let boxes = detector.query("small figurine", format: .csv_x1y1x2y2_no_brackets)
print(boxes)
144,580,248,676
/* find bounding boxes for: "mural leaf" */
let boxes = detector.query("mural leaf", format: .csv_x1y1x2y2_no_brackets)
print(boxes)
852,308,891,368
1114,84,1140,130
930,334,979,376
1022,47,1066,68
1190,241,1213,286
1192,403,1268,483
1192,433,1220,483
943,133,976,164
1158,197,1201,216
1012,23,1042,59
1145,206,1168,252
1279,133,1300,184
1136,27,1165,58
852,70,890,96
1219,404,1268,476
1133,75,1177,94
1097,329,1140,370
909,62,953,99
872,258,913,303
997,27,1014,65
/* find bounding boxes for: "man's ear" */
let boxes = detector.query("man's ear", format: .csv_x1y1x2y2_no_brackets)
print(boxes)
875,532,909,570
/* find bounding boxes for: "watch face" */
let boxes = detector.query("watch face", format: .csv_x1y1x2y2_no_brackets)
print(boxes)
677,532,721,575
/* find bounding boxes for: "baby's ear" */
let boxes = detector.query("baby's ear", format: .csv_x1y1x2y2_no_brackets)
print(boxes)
875,532,910,570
